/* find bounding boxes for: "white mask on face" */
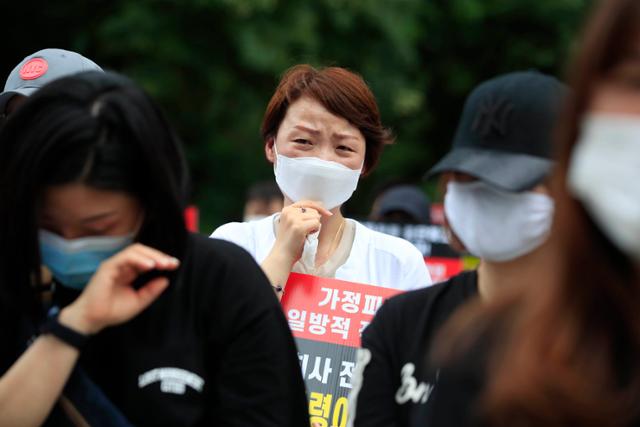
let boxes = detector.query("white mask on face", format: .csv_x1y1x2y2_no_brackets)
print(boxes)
273,143,362,210
444,181,554,262
568,114,640,261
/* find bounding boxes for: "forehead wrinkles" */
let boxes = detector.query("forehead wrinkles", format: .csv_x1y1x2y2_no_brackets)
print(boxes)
283,99,361,137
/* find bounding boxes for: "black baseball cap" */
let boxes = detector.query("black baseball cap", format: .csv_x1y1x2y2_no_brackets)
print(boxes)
427,70,567,191
375,185,431,223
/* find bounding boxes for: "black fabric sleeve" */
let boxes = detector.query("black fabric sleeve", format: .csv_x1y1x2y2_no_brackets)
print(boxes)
350,300,400,427
204,240,309,427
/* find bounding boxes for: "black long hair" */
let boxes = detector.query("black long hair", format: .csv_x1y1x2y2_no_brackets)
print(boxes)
0,71,190,324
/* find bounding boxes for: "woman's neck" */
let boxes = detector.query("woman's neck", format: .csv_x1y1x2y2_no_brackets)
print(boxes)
477,241,554,301
318,206,345,242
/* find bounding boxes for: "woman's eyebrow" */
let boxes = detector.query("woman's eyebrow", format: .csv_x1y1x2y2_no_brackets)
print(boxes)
293,125,321,134
333,132,359,141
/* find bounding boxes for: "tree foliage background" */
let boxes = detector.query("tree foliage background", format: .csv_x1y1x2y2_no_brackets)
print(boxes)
2,0,591,231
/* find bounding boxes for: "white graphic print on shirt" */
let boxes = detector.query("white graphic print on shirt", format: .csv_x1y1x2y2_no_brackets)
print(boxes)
138,368,204,395
395,363,435,404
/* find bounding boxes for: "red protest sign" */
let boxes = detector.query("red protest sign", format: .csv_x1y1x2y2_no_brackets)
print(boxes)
281,273,402,347
282,273,402,426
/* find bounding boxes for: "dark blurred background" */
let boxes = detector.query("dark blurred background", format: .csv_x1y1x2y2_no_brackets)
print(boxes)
0,0,590,231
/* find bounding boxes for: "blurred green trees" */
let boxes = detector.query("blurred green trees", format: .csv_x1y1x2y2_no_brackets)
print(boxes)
1,0,590,230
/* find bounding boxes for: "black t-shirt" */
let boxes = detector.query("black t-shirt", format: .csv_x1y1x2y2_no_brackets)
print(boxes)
419,337,489,427
2,233,309,427
350,270,478,427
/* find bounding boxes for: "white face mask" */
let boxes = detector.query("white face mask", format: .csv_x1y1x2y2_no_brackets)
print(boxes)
568,114,640,260
273,143,362,210
444,181,554,262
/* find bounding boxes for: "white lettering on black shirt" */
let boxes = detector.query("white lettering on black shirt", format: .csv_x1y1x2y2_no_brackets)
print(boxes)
138,368,204,395
395,363,435,404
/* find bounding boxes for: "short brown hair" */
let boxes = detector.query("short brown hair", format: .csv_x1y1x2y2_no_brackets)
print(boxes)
261,64,394,175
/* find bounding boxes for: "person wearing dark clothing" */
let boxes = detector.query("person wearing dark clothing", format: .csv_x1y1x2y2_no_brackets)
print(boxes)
349,70,567,427
0,71,309,426
369,184,432,224
426,1,640,426
349,271,477,426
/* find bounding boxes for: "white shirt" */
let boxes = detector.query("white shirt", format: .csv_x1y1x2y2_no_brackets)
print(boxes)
210,215,432,291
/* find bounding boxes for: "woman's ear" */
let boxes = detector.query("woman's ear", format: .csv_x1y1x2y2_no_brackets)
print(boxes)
265,137,276,164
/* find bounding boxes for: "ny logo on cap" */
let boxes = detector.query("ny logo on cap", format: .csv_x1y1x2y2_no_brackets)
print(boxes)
472,97,514,138
19,58,49,80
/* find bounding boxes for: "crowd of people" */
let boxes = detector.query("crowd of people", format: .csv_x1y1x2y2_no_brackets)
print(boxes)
1,0,639,425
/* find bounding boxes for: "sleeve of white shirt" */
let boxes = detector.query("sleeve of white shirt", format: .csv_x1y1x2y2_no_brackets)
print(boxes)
400,242,433,290
210,222,255,258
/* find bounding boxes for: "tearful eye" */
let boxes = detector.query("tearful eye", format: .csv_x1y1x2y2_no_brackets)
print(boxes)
337,145,355,152
294,139,311,145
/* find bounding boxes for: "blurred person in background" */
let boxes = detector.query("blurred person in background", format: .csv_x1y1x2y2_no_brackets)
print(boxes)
369,184,431,224
0,71,308,426
212,64,431,297
348,70,567,427
0,48,102,124
423,1,640,425
243,180,283,222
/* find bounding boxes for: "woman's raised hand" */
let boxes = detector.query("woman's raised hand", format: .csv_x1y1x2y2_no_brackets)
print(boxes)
59,243,179,334
273,200,333,266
